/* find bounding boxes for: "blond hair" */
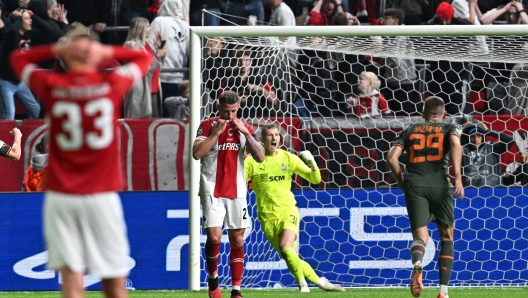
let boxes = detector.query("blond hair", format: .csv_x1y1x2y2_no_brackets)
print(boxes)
125,17,150,47
360,71,381,90
61,22,100,42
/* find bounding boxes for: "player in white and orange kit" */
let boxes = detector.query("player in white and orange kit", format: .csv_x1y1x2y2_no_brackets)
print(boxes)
10,33,151,298
193,90,265,298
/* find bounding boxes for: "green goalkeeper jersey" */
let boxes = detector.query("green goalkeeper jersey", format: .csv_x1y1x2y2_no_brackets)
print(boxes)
393,121,461,187
245,149,321,222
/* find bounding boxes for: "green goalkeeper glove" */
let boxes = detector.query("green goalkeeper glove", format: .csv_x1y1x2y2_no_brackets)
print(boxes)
299,150,318,170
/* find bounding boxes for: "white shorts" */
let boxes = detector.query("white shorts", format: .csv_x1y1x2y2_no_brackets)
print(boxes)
200,195,250,229
44,191,130,278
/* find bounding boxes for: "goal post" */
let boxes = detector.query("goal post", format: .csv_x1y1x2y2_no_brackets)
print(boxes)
188,25,528,291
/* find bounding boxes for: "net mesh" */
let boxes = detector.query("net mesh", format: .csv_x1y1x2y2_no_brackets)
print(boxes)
197,33,528,289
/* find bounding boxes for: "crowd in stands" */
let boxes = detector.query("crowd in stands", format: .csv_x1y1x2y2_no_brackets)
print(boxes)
1,0,527,187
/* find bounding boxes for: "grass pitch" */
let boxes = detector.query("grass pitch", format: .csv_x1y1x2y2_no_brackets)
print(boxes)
1,287,527,298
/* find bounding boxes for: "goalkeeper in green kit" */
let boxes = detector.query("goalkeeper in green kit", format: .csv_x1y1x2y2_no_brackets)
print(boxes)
244,123,345,293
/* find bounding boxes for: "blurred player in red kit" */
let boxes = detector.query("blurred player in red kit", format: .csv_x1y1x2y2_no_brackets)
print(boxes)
10,32,151,298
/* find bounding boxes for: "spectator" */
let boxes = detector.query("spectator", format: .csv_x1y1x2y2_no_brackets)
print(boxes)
349,0,379,24
123,17,166,118
452,0,483,24
225,0,264,26
426,2,471,115
164,79,189,121
57,0,110,33
305,0,345,25
506,60,528,116
477,0,509,15
203,37,229,102
374,8,419,116
224,50,279,118
2,0,26,13
148,0,190,117
11,34,151,298
0,9,41,119
0,1,13,54
346,71,392,118
461,120,519,187
0,127,22,161
24,132,48,192
477,1,528,24
266,0,296,26
452,0,493,55
121,0,154,25
391,0,429,25
427,1,472,25
27,0,68,46
192,90,264,298
190,0,221,26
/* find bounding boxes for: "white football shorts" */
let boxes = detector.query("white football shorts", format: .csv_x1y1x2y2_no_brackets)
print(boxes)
44,191,130,278
200,195,250,229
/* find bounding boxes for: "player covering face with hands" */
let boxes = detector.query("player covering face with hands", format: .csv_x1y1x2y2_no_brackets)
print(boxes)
193,90,265,298
387,96,463,298
244,124,345,293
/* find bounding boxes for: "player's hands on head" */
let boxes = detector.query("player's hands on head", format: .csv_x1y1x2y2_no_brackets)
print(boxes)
453,180,464,200
299,150,318,170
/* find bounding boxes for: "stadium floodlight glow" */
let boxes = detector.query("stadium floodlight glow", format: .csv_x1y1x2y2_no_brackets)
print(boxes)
188,25,528,291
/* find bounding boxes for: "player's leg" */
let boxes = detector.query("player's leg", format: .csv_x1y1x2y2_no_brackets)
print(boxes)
279,213,344,292
80,193,131,298
436,223,454,298
201,195,226,298
225,197,250,298
60,268,85,298
44,192,86,298
432,188,455,298
101,277,129,298
405,187,435,298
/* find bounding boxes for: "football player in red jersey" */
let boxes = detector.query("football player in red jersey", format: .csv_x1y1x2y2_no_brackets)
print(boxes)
10,33,151,298
193,90,265,298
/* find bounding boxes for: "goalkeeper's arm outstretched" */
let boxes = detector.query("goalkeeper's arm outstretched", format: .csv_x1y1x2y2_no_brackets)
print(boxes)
244,123,345,292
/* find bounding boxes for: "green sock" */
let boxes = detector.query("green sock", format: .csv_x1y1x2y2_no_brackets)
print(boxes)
281,248,305,283
438,241,454,287
410,238,426,265
300,260,320,285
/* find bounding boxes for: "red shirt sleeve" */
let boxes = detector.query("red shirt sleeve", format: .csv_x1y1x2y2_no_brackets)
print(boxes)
111,46,152,80
378,93,391,113
306,11,325,26
9,45,54,82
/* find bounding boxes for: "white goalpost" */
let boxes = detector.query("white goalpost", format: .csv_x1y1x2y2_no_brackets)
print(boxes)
188,25,528,291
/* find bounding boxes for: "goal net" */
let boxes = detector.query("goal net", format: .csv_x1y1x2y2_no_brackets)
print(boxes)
188,25,528,289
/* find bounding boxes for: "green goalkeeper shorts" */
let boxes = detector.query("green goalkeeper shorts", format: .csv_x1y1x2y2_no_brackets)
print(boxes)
404,185,454,231
260,208,300,252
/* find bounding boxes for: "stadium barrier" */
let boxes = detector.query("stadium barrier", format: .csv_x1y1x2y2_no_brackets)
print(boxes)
1,189,527,290
0,115,525,192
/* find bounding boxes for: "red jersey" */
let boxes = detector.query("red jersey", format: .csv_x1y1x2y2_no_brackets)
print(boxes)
350,90,391,118
196,117,256,198
11,45,151,194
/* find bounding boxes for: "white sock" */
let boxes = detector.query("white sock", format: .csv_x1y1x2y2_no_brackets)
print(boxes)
233,285,241,291
440,285,448,295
